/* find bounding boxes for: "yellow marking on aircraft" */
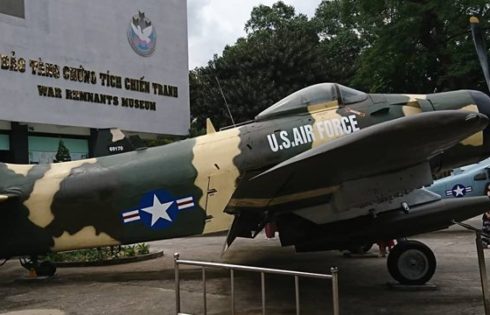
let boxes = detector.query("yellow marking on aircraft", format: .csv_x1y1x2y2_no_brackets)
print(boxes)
402,94,428,102
24,159,97,228
462,104,478,112
52,226,119,251
206,118,216,134
306,100,338,114
309,108,347,149
6,164,34,176
460,104,483,147
401,104,422,116
192,128,241,234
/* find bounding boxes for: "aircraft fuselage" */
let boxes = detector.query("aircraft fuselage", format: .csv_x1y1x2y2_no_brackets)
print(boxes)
1,86,489,258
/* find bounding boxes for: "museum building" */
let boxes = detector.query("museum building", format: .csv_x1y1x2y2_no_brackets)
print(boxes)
0,0,189,163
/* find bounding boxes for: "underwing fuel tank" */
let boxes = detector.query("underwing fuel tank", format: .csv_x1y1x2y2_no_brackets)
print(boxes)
359,196,490,239
292,196,490,252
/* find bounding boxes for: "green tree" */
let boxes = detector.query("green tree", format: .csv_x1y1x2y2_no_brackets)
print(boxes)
311,1,367,85
190,1,330,130
54,140,71,163
316,0,490,93
244,1,297,33
190,0,490,131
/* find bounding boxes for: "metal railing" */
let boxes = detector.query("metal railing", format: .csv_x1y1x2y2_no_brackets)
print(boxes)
453,221,490,315
174,253,340,315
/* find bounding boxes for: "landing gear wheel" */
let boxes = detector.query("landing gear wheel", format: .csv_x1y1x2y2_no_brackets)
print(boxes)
387,240,436,285
19,256,57,277
36,261,56,277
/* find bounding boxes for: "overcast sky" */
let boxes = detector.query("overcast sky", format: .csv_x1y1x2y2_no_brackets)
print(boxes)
187,0,322,69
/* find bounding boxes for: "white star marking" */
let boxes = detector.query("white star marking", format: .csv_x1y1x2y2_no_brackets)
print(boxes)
453,185,465,197
140,195,174,226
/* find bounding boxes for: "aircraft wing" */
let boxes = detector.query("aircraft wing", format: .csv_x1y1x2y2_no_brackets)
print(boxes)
229,110,487,213
223,111,487,248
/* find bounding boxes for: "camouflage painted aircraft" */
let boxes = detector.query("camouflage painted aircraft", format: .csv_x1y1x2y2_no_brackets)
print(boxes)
1,17,490,286
1,83,490,285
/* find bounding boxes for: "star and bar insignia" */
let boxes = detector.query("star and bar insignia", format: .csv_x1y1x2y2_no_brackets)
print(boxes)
445,184,472,198
121,190,195,229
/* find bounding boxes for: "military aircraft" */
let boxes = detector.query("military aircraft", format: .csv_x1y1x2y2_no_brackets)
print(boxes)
1,83,490,284
1,18,490,286
428,157,490,199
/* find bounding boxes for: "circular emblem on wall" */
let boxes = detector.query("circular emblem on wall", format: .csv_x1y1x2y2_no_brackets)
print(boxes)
127,11,156,57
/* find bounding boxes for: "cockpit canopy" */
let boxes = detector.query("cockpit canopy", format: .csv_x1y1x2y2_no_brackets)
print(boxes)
256,83,367,120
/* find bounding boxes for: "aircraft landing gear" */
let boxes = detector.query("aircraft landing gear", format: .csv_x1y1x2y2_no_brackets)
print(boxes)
19,256,56,278
387,240,436,285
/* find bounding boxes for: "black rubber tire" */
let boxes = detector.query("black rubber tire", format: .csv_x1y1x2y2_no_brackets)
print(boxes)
36,261,57,277
387,240,436,285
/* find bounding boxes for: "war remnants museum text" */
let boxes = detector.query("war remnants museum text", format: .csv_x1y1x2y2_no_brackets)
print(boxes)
1,51,179,112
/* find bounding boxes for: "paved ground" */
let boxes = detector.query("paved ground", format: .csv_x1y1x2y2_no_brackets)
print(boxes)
0,218,488,315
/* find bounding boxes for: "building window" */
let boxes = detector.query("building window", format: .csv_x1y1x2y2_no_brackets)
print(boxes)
28,136,89,164
0,134,10,151
0,0,25,19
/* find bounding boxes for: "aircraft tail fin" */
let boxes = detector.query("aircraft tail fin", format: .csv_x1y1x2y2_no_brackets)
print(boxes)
92,128,145,157
206,118,216,134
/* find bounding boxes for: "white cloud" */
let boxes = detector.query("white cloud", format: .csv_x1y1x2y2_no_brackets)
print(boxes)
187,0,321,69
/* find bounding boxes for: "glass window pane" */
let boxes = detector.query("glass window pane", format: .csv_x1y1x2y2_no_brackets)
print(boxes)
257,83,338,119
0,134,10,150
338,84,368,104
28,136,89,164
474,172,487,181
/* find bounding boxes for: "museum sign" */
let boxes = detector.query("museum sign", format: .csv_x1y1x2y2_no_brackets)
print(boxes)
0,1,189,135
1,51,178,112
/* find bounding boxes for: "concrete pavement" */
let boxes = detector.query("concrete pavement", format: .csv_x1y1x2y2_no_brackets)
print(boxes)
0,219,488,314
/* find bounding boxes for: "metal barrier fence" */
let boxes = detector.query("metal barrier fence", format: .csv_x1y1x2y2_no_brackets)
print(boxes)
174,253,340,315
453,221,490,315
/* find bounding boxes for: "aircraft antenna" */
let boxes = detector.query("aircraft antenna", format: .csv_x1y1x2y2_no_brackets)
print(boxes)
215,76,236,126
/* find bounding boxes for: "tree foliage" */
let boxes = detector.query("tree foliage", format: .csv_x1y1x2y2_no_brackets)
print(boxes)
190,2,328,130
338,0,490,93
54,140,71,163
190,0,490,132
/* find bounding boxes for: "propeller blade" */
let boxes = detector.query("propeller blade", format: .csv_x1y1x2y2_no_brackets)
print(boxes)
470,16,490,92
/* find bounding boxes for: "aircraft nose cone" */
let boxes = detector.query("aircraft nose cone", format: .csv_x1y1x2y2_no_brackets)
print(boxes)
464,111,488,126
470,90,490,155
470,90,490,119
